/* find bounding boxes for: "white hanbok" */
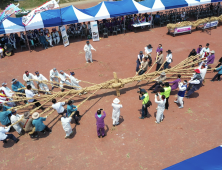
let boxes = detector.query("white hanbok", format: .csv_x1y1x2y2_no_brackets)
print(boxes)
52,31,60,45
69,75,81,90
155,94,166,123
59,73,71,88
200,47,210,58
10,114,24,134
34,74,49,92
112,103,123,125
84,44,96,62
175,83,187,108
199,64,208,80
50,69,59,86
0,86,14,97
61,117,73,137
23,73,36,89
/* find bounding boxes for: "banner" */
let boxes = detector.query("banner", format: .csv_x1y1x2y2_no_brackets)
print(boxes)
204,20,218,29
174,25,191,34
59,26,69,47
0,4,21,22
90,21,100,42
22,0,59,26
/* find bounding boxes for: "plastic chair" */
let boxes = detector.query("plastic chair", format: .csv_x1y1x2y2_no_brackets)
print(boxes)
103,28,108,38
112,26,117,35
116,25,121,34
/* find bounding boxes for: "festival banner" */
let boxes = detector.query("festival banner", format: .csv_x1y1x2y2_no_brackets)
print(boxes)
90,21,100,42
0,4,21,22
59,25,69,47
174,25,191,34
22,0,60,26
204,20,218,29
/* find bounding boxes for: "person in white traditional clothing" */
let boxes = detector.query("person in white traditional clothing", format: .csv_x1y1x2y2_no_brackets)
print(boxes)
164,50,173,69
200,43,210,58
1,82,14,98
0,89,15,107
198,62,208,82
52,99,67,115
112,98,123,126
51,28,60,45
45,33,53,47
84,41,96,63
154,93,166,124
34,71,51,95
10,110,24,135
50,68,59,90
144,44,153,67
69,72,81,90
174,81,187,109
9,33,16,49
0,126,19,144
61,113,74,139
23,71,37,90
59,70,71,92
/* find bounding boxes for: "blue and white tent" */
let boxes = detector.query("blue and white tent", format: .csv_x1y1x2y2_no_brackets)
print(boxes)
0,17,25,34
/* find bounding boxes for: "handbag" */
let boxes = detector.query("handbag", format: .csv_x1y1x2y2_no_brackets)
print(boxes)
145,100,152,108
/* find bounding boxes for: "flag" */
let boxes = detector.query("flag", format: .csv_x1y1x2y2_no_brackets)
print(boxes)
0,4,21,22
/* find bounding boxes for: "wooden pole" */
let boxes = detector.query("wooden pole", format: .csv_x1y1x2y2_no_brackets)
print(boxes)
113,72,120,97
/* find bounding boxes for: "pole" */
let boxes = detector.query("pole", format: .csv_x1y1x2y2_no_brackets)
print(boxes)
124,15,125,35
150,12,153,29
24,27,31,52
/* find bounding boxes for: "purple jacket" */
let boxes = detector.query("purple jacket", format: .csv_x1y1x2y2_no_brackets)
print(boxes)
95,111,106,128
207,54,215,64
156,47,163,53
169,78,180,90
197,47,202,54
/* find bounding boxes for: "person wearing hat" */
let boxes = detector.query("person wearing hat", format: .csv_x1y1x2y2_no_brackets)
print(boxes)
168,74,181,91
200,43,210,58
25,85,44,110
69,72,81,90
95,109,106,138
155,93,166,124
186,69,202,91
112,98,123,126
148,72,166,93
51,28,60,45
136,51,144,72
23,71,37,90
32,112,51,135
11,78,28,104
1,82,14,98
20,112,36,138
67,100,80,125
206,50,215,68
50,68,59,91
84,41,96,63
10,110,24,135
160,82,171,110
145,44,153,67
156,44,163,55
174,80,187,109
34,71,51,95
61,112,74,139
59,70,71,92
164,50,173,70
39,32,48,49
185,77,203,98
156,50,164,71
211,64,222,82
0,126,19,144
139,89,149,119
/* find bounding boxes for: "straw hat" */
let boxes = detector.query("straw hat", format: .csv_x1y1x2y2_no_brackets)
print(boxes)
32,112,40,120
113,98,120,104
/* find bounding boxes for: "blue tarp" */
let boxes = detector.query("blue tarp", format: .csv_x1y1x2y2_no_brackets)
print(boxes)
164,146,222,170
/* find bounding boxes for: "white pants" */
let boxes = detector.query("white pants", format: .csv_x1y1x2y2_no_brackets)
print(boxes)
38,83,49,91
85,52,92,62
156,109,164,123
26,81,36,89
176,96,184,107
47,39,53,46
53,37,60,44
0,49,3,57
65,129,73,137
60,80,71,89
112,116,119,125
50,77,59,86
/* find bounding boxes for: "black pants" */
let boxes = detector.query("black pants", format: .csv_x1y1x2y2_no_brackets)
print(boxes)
59,109,67,115
18,92,27,104
40,126,51,133
156,63,162,71
149,82,161,92
211,73,222,81
165,97,169,110
2,134,18,143
72,111,80,123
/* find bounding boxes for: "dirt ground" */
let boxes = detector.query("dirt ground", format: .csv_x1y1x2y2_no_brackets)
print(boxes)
0,20,222,170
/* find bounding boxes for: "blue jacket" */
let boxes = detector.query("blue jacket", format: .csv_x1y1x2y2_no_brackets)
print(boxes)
0,110,12,125
67,105,77,117
32,117,46,132
11,81,25,93
216,65,222,74
3,105,11,111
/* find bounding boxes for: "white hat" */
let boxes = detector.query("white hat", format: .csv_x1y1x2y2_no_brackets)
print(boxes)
32,112,40,120
210,50,215,54
113,98,120,104
53,68,57,71
11,78,17,83
161,72,166,76
2,82,7,86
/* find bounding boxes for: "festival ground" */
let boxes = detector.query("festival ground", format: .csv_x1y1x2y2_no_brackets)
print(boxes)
0,22,222,169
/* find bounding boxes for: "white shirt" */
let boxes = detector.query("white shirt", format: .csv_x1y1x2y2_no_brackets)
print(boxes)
25,89,35,102
61,117,72,131
84,44,95,53
155,94,166,111
69,75,80,86
178,83,187,91
50,69,59,78
189,79,200,84
112,103,123,119
52,102,65,114
199,65,208,79
34,74,48,82
145,47,152,55
87,24,91,29
0,86,13,97
138,54,144,60
23,73,35,82
59,73,69,82
10,114,23,134
52,31,59,38
0,127,10,141
200,47,210,58
166,53,173,63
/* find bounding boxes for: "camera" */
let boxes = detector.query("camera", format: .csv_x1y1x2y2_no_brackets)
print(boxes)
137,87,142,94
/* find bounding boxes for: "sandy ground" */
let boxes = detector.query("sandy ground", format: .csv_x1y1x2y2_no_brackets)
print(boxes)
0,22,222,170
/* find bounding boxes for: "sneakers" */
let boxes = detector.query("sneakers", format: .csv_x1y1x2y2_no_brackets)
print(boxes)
179,106,183,109
102,134,106,138
174,101,178,103
155,121,159,124
61,89,65,92
15,139,20,143
139,117,144,119
65,136,68,139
